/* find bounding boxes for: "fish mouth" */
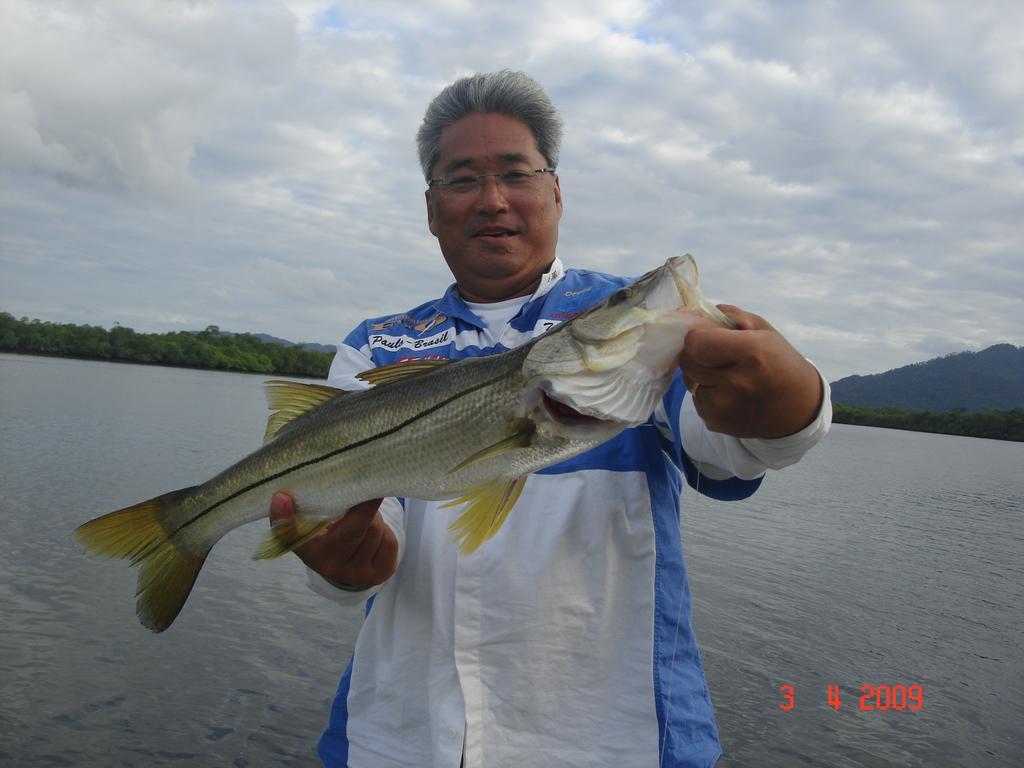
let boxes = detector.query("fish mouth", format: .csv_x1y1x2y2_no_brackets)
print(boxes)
542,391,606,426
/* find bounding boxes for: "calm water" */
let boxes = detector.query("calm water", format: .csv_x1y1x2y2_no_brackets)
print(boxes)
0,353,1021,766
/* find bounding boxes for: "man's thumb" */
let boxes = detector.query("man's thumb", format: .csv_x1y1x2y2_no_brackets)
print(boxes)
269,491,295,527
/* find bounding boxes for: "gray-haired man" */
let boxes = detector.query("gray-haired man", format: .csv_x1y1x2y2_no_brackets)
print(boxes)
271,70,830,767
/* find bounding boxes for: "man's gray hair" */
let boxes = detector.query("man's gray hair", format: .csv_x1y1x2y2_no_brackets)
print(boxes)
416,70,563,181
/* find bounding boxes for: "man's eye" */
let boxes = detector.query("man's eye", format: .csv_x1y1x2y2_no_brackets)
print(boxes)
447,176,477,191
501,171,531,184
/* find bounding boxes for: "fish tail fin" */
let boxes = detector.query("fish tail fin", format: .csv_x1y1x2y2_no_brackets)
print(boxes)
74,488,209,633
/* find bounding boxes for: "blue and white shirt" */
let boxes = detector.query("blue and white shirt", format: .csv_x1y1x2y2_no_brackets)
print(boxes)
311,258,831,768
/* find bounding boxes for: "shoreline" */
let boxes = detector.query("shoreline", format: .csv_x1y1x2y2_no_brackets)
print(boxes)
0,349,329,380
832,404,1023,443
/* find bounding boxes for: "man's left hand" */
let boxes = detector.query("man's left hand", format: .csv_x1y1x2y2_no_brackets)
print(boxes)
678,305,823,439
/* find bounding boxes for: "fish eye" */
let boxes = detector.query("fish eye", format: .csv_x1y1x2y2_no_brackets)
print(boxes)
610,287,633,304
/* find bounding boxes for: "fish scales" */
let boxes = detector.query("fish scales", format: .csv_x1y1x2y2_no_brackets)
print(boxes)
75,255,735,631
163,349,532,553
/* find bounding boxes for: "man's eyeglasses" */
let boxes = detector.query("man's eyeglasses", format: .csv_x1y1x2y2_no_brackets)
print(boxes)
428,168,556,196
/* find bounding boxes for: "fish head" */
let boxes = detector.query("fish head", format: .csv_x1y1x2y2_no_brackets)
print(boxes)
522,255,734,435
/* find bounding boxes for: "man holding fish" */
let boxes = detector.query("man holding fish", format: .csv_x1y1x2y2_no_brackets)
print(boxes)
273,71,831,767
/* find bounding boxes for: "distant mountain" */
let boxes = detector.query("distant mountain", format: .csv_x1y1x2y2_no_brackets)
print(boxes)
205,328,335,355
830,344,1024,412
250,333,335,355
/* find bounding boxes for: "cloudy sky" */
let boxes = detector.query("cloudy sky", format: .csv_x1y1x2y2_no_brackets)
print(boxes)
2,0,1022,381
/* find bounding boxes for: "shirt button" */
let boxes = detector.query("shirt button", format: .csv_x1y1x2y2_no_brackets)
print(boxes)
447,727,458,740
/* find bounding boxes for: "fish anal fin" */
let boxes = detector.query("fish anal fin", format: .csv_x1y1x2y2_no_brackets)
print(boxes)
74,489,209,633
254,516,331,560
263,380,345,443
357,358,451,387
448,418,536,474
444,476,527,555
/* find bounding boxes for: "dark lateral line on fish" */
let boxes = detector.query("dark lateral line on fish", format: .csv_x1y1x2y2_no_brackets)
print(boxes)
163,368,512,542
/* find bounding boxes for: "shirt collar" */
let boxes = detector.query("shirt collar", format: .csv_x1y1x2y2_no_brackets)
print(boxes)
434,258,567,329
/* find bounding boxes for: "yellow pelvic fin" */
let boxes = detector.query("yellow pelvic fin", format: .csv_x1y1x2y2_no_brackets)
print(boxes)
74,490,208,633
263,380,345,443
444,476,528,555
254,516,331,560
356,358,451,387
448,418,536,474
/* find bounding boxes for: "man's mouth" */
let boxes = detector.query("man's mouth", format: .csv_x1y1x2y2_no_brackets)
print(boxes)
474,227,517,239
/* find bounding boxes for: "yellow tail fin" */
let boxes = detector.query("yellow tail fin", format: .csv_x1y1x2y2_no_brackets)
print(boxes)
74,490,208,633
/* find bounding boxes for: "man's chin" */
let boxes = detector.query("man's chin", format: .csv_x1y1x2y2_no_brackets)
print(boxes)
472,238,519,257
454,245,524,274
448,252,552,301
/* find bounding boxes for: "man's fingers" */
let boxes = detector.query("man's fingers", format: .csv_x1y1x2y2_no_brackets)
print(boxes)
348,497,385,524
266,493,396,586
346,518,385,568
679,341,731,393
682,372,720,396
320,511,398,586
321,497,384,544
371,527,400,572
683,323,770,370
716,304,772,332
268,493,384,558
682,305,774,369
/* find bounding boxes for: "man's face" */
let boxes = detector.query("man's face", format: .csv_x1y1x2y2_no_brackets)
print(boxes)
425,112,563,302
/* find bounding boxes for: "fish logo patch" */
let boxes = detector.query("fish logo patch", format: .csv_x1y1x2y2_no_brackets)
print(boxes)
371,313,448,334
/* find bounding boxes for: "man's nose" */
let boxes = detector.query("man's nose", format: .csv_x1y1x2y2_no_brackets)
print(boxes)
475,175,510,211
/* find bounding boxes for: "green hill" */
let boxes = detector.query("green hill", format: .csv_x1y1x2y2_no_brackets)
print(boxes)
830,344,1024,412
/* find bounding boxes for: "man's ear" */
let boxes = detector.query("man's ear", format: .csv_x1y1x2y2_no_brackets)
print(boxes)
553,173,563,218
425,189,438,236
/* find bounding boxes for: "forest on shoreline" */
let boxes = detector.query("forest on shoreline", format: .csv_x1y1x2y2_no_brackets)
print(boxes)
3,312,1021,442
0,313,331,378
832,404,1023,442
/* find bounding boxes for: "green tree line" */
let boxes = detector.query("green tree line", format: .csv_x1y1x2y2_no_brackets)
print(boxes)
0,312,331,378
833,404,1024,442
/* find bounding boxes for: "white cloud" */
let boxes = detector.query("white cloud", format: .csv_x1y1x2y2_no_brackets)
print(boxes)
1,0,1022,382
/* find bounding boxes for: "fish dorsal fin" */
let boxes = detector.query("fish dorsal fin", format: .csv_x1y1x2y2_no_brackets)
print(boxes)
442,476,528,555
357,358,451,387
263,380,345,443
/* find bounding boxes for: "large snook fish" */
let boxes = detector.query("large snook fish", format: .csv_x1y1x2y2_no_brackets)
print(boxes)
75,255,735,632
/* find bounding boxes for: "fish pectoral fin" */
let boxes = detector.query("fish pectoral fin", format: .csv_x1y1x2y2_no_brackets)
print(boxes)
254,516,332,560
443,476,528,555
356,358,452,387
263,381,346,443
447,418,536,474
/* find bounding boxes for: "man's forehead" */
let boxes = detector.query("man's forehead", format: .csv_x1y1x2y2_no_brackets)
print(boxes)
441,153,533,174
434,113,544,173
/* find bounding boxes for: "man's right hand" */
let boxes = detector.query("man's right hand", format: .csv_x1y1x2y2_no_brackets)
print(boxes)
269,491,399,589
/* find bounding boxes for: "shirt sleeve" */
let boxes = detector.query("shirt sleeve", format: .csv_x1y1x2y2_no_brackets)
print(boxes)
326,338,375,391
303,335,407,603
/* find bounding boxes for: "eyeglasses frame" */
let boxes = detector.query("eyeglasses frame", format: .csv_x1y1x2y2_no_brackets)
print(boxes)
427,167,557,192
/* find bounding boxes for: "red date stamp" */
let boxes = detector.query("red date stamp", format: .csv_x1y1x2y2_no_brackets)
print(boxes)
779,684,924,711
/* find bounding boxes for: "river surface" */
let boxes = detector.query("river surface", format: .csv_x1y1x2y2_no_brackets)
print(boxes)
0,353,1021,766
